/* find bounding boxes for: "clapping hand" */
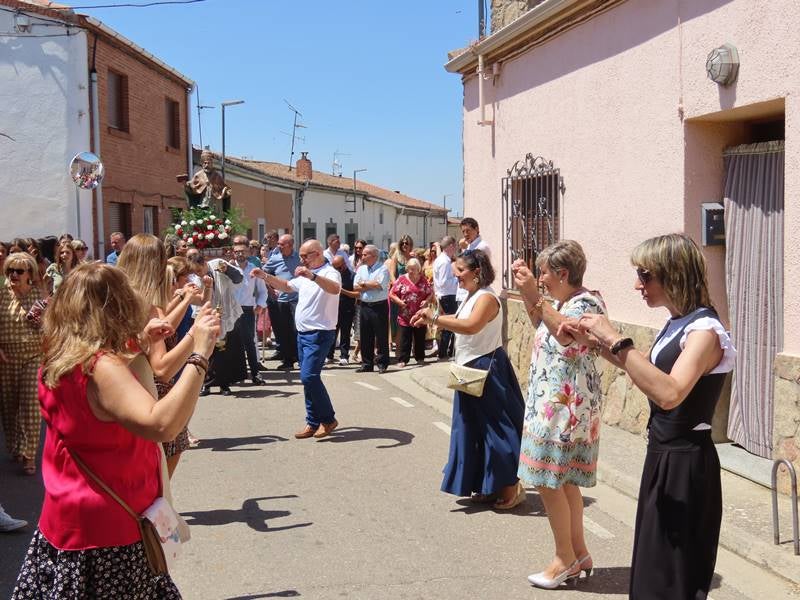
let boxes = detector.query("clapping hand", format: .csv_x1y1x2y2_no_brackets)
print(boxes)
190,303,221,357
410,306,434,328
250,267,266,280
576,313,620,348
511,259,538,298
144,317,174,345
294,266,311,279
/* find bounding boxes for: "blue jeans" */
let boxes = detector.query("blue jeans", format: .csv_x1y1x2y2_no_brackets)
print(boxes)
297,329,337,427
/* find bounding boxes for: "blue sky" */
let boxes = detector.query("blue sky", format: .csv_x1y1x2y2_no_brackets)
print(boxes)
77,0,478,216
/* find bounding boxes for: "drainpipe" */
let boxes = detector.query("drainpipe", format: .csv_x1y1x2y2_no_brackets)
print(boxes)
90,69,105,259
185,84,194,181
477,55,497,126
296,181,309,237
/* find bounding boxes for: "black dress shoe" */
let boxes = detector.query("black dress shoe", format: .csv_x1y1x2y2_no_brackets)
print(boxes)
252,376,265,385
267,353,284,361
220,386,232,396
354,366,374,373
277,362,294,371
378,366,388,374
199,386,211,397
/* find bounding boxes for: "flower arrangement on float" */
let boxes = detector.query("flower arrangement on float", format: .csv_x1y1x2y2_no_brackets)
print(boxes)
167,207,248,253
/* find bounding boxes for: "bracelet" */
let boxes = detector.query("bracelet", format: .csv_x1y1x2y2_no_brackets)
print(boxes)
431,310,440,324
312,272,318,281
177,291,185,300
610,337,634,355
185,352,209,375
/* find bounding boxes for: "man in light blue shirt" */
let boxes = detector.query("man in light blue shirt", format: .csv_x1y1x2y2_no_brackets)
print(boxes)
264,234,301,370
232,236,268,384
353,244,391,373
322,233,354,272
105,232,125,265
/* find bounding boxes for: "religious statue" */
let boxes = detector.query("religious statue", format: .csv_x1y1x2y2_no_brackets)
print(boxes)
177,149,232,213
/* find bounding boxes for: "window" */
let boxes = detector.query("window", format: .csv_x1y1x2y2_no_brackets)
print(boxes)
107,70,129,131
379,209,384,225
108,202,132,239
302,222,316,241
257,219,266,243
165,98,180,149
405,214,409,225
142,206,158,235
325,223,337,240
501,154,564,288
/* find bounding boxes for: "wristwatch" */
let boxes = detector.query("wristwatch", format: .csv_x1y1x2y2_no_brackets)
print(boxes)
610,337,634,355
311,272,318,281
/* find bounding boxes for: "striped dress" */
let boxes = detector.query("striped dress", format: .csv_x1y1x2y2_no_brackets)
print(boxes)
517,291,605,489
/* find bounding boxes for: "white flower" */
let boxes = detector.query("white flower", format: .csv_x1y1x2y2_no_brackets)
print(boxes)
187,238,194,245
218,232,228,240
224,219,231,225
209,214,216,220
206,233,215,240
181,220,188,226
189,220,196,226
207,225,213,230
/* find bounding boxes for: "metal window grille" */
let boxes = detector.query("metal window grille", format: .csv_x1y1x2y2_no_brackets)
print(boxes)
142,205,157,235
108,201,132,240
501,154,564,289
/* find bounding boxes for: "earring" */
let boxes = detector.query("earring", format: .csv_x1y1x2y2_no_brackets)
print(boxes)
559,279,564,285
473,277,480,284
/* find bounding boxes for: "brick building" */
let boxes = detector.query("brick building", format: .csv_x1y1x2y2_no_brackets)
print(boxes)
82,17,193,258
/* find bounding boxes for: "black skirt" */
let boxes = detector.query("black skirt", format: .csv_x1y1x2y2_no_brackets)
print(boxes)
12,529,182,599
629,431,722,600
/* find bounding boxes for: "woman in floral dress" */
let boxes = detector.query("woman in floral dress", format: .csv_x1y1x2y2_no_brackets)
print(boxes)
512,240,605,590
389,258,432,367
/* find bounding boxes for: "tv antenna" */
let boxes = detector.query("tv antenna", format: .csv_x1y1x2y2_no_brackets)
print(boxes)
332,149,351,176
194,83,214,149
284,99,306,171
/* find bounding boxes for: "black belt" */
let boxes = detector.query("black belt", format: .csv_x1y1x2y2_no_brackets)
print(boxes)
362,300,388,307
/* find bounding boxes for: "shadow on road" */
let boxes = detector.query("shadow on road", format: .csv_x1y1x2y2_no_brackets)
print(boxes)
451,490,596,516
571,566,630,594
182,496,312,532
315,426,414,448
233,388,296,399
225,592,300,599
194,434,288,452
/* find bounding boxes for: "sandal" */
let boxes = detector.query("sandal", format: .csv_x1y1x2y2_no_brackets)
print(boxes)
469,492,498,504
493,481,526,510
22,457,36,476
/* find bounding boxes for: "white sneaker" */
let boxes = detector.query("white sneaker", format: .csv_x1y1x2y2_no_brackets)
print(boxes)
0,510,27,532
338,357,349,366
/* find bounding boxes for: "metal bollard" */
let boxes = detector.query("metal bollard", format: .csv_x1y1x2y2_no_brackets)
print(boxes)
771,459,799,556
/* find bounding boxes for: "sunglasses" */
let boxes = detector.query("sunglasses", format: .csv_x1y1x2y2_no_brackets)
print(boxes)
8,268,28,275
636,268,653,285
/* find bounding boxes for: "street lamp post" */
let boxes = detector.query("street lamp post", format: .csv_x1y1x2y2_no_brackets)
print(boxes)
221,99,244,180
353,168,367,243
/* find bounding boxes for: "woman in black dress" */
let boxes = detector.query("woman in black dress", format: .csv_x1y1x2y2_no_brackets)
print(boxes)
568,233,735,600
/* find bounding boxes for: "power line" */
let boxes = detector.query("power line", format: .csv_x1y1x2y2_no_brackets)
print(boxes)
49,0,208,9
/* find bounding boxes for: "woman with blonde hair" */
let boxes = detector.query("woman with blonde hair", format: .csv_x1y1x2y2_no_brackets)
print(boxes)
570,233,735,599
512,240,606,589
387,235,414,349
118,235,207,471
44,241,79,294
11,262,219,597
70,239,90,263
0,252,44,475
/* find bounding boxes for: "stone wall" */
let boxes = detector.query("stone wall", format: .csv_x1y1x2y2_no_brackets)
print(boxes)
773,354,800,494
490,0,547,33
502,295,732,441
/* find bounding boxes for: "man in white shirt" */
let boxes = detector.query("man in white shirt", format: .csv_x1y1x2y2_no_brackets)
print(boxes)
322,233,354,272
353,245,391,373
433,236,459,359
457,217,491,303
232,236,268,385
252,239,342,439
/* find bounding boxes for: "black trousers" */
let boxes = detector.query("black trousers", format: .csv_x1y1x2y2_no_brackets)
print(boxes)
273,301,298,363
360,300,389,369
234,306,260,379
397,324,426,363
438,294,457,358
266,297,281,355
328,310,355,360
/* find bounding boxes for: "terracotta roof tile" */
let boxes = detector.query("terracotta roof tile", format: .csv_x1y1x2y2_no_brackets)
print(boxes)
224,155,448,215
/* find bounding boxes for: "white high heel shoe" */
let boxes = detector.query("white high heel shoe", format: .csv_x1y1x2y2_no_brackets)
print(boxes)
527,560,580,589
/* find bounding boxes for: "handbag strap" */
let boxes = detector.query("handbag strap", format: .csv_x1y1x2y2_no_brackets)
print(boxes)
68,449,139,521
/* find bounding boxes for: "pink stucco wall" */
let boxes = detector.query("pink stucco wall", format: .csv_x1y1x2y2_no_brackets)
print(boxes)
461,0,800,351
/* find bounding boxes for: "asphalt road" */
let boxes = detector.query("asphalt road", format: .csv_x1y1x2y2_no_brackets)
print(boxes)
2,360,798,599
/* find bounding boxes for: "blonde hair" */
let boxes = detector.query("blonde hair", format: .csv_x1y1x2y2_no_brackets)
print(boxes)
56,241,78,270
405,257,422,272
631,233,713,316
117,233,169,309
535,240,587,286
167,256,193,281
4,252,38,282
41,263,147,388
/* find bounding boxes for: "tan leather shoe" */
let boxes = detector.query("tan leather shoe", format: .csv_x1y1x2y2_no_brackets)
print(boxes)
313,419,339,439
294,425,317,439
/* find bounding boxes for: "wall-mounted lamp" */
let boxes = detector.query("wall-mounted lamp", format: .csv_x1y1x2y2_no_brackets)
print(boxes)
706,43,739,86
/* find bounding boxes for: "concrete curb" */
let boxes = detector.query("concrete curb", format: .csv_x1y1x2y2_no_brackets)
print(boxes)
406,365,800,587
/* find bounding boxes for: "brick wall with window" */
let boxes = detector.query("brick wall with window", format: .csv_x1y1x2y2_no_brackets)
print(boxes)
89,31,191,255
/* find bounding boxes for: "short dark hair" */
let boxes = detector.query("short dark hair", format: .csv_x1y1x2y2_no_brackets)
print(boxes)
460,217,479,230
458,249,494,287
327,233,340,244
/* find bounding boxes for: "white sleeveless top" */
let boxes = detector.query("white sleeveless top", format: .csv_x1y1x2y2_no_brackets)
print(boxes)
454,288,502,365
